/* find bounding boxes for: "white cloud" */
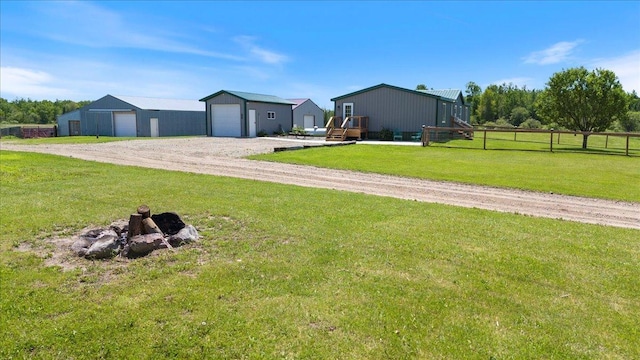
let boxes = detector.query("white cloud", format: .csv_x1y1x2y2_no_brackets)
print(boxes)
590,50,640,93
0,66,72,99
29,1,243,61
524,40,584,65
234,36,289,65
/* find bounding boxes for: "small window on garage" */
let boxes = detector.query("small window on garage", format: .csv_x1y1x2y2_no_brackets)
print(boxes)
267,111,276,120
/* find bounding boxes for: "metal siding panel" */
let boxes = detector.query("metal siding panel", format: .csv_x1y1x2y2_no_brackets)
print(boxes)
82,111,113,136
83,95,137,111
250,102,292,135
338,87,437,137
56,110,80,136
137,110,149,137
130,110,206,137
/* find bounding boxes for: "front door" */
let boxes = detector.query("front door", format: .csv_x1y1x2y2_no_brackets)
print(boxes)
343,103,353,127
249,109,257,137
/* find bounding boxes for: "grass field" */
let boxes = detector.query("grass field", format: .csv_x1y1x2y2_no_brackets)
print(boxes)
429,130,640,155
250,135,640,202
1,150,639,359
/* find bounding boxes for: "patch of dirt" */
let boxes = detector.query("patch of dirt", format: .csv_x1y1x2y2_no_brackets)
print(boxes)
2,137,639,230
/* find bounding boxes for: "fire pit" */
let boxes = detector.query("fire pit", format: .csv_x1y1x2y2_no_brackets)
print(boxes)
71,205,198,259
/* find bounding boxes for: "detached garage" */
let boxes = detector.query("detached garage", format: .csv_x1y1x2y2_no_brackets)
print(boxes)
200,90,295,137
211,104,242,137
57,95,205,137
289,98,324,129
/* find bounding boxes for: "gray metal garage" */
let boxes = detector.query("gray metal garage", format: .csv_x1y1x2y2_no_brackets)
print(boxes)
200,90,295,137
211,104,242,137
57,95,206,137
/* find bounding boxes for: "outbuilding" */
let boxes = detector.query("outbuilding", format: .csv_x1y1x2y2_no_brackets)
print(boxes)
200,90,295,137
289,98,325,129
330,83,471,140
56,95,206,137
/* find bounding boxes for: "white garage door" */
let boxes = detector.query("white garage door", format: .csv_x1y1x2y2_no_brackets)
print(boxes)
212,104,241,137
303,115,315,128
114,112,137,137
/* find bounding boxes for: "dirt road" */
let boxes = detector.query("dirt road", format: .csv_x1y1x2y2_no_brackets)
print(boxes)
2,137,639,229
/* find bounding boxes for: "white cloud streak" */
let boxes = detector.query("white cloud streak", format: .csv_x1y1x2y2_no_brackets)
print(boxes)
30,1,243,61
234,36,289,65
590,50,640,93
0,66,73,99
524,40,584,65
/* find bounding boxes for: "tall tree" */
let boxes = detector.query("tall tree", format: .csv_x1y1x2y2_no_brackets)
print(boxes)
510,106,530,127
416,84,427,90
476,87,497,123
465,81,482,119
536,67,628,148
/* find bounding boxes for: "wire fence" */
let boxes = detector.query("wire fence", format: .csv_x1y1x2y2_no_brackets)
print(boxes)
0,125,57,139
421,127,640,157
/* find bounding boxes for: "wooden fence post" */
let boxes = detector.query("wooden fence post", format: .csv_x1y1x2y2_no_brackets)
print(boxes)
626,135,630,156
483,130,487,150
421,125,428,147
550,129,554,152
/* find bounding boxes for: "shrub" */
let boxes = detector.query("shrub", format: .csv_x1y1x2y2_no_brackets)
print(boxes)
379,127,394,141
290,125,306,135
496,118,514,128
519,119,542,129
257,130,268,137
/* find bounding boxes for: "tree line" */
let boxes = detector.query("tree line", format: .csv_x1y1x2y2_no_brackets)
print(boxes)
0,98,91,125
461,70,640,133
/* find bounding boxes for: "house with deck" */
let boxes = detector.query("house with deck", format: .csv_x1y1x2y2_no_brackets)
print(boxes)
328,83,472,141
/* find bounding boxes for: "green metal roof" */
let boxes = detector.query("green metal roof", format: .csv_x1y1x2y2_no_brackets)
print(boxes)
419,89,463,102
200,90,296,105
330,83,465,103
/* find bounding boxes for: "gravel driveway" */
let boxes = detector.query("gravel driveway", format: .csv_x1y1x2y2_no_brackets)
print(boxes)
2,137,639,229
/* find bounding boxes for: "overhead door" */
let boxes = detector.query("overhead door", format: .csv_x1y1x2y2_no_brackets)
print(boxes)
303,115,314,128
212,104,241,137
114,112,137,137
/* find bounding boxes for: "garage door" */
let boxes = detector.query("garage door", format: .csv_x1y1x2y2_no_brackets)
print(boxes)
212,104,241,137
303,115,315,128
114,112,137,137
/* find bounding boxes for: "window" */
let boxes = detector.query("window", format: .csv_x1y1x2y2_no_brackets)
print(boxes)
267,111,276,120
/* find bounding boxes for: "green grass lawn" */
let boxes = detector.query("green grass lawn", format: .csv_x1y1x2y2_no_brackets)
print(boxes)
1,150,639,359
250,139,640,202
430,130,640,155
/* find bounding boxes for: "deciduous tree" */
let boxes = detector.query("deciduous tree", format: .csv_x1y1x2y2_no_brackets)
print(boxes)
536,67,628,148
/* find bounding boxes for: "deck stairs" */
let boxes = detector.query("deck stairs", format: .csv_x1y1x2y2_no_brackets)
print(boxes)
452,116,474,140
325,116,369,141
326,127,347,141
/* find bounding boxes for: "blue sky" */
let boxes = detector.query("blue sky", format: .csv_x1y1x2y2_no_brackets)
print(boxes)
1,1,639,108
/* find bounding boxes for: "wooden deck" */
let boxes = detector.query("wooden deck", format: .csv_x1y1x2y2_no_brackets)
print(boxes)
325,116,368,141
